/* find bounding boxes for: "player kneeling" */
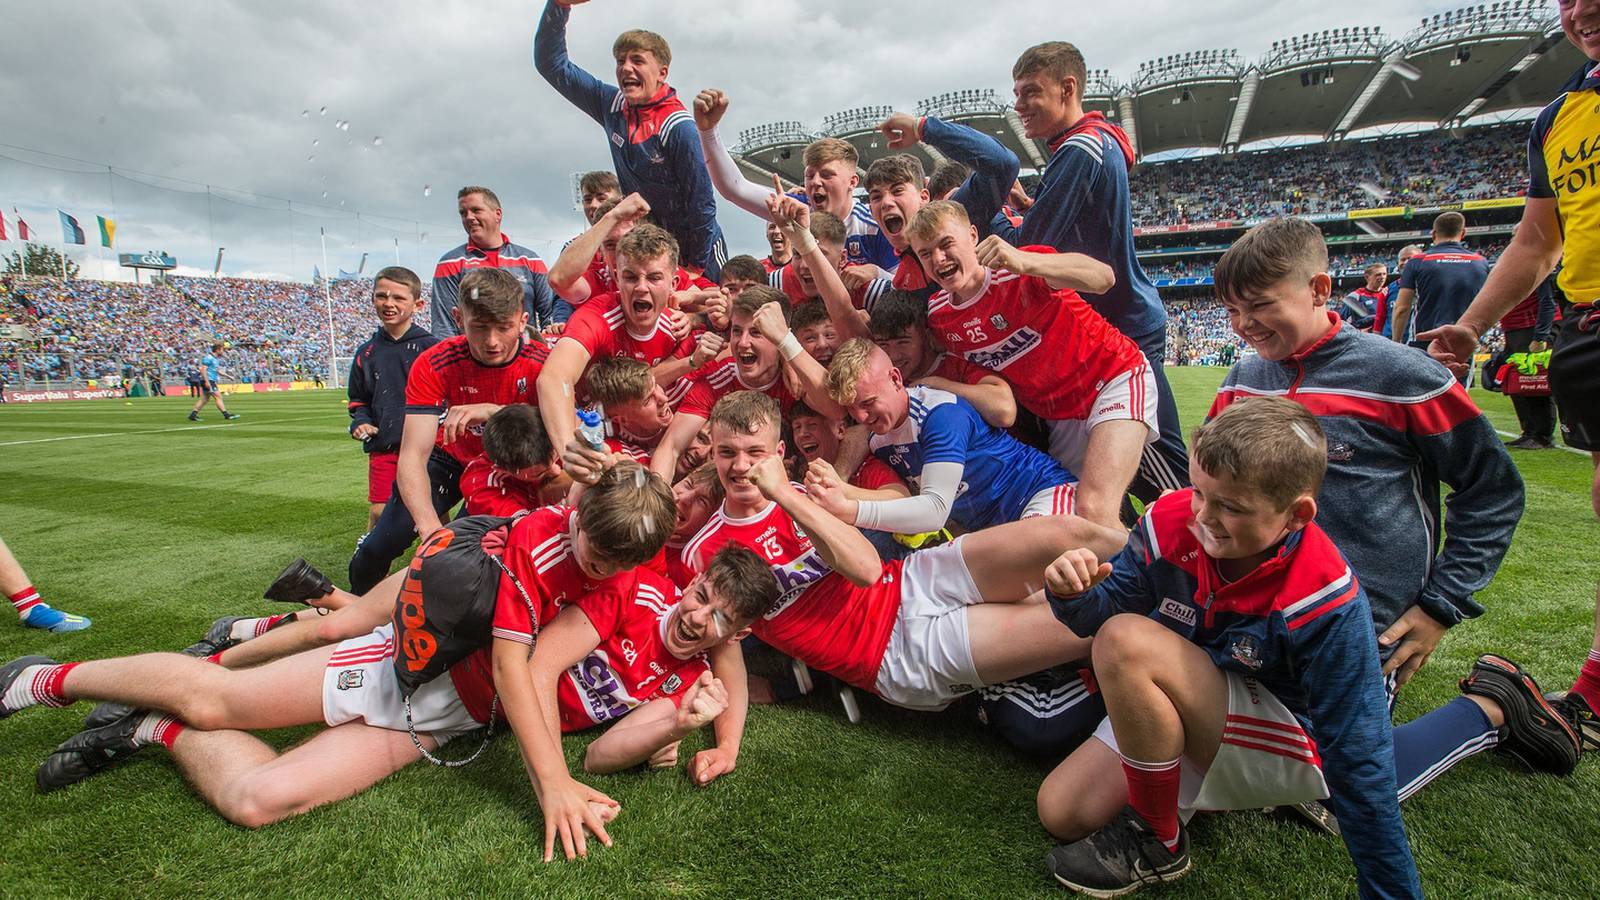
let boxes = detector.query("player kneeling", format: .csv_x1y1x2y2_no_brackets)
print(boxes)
1036,398,1419,898
0,465,767,842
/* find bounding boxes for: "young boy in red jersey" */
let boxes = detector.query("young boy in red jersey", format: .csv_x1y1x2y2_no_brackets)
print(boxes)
347,266,439,530
459,405,568,517
521,543,774,860
909,201,1164,529
2,465,700,815
680,391,1125,713
790,302,841,368
1037,399,1420,898
347,267,549,593
717,254,767,299
539,224,725,453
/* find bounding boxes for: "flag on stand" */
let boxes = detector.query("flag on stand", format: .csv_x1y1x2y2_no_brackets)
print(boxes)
97,215,115,248
58,211,86,245
0,208,7,242
14,208,30,241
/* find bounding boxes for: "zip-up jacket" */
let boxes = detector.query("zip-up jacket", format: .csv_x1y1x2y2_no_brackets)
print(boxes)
347,324,439,453
990,112,1165,341
535,1,723,274
1212,313,1522,633
1049,491,1421,900
429,235,555,336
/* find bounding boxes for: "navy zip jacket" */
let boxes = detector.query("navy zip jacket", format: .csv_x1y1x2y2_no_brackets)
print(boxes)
348,324,439,454
1050,491,1421,900
991,113,1165,341
535,1,724,274
1212,314,1522,634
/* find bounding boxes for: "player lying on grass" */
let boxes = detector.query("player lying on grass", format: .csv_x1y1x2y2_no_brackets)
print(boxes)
680,390,1126,713
0,465,760,834
349,267,547,593
1037,398,1420,898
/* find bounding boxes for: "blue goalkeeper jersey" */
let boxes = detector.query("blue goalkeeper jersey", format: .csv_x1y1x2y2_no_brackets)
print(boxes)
869,385,1072,529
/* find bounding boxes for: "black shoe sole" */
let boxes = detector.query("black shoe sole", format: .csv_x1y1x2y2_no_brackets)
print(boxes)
1462,655,1580,776
84,701,134,730
1049,856,1192,898
0,656,59,719
263,558,335,605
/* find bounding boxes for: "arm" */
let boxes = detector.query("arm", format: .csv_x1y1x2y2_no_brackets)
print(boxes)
650,409,708,480
830,425,871,489
535,338,593,456
693,90,778,221
494,614,617,862
751,455,881,587
748,301,846,419
347,353,376,438
1043,526,1160,636
767,188,871,345
649,331,723,389
660,116,721,269
550,193,650,298
850,460,965,533
914,373,1016,429
530,272,556,331
532,0,613,126
692,639,749,786
1533,272,1556,342
1388,288,1415,343
584,670,729,774
396,413,445,537
890,114,1019,235
977,237,1114,295
1295,608,1423,899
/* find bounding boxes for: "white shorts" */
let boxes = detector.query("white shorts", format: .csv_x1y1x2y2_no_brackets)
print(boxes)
1044,365,1161,474
873,537,985,711
1022,482,1077,518
1092,672,1328,819
322,624,479,744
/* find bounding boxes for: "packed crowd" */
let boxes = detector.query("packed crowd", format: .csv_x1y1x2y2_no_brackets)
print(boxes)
1130,125,1527,226
0,276,418,383
3,15,1597,900
1142,239,1511,282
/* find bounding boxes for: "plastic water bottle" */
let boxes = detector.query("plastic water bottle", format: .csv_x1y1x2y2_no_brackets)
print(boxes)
576,405,607,451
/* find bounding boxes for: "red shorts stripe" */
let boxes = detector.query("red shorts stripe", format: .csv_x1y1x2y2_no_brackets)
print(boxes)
1221,735,1322,765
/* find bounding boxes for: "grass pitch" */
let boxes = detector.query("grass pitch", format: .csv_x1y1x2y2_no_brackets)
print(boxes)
0,370,1595,898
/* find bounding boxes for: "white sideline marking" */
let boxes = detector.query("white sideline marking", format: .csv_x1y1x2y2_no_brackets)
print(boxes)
0,414,336,447
1493,429,1591,458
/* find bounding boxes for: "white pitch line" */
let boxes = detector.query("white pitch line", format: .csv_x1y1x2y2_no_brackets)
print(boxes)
0,414,337,447
1493,429,1592,458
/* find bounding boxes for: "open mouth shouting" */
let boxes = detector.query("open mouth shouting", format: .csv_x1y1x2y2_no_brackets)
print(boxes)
881,212,905,236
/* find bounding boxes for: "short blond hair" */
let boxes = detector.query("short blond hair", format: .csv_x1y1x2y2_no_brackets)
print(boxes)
613,29,671,67
577,459,675,568
617,222,679,270
808,210,846,249
708,390,781,439
584,355,653,407
803,137,858,171
904,200,972,245
824,338,880,405
1193,397,1326,510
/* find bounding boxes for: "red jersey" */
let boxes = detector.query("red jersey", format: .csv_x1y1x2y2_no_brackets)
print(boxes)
770,262,890,311
447,505,638,722
891,248,930,294
675,357,797,421
560,292,695,367
581,264,714,300
555,572,710,731
460,455,558,517
761,255,787,274
680,495,903,691
852,456,905,492
925,352,992,386
403,336,549,465
926,251,1145,420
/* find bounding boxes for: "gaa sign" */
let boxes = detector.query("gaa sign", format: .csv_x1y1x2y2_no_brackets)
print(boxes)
118,252,177,270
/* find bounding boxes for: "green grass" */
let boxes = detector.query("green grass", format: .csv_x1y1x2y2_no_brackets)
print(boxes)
0,373,1595,898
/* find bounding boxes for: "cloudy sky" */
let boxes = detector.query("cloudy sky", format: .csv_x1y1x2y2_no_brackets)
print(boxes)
0,0,1497,281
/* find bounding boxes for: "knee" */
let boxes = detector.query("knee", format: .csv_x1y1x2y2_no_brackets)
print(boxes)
177,693,234,732
1091,614,1162,673
217,773,297,829
1036,780,1096,842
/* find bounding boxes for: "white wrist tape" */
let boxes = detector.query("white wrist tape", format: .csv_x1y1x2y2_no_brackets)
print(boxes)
777,332,804,361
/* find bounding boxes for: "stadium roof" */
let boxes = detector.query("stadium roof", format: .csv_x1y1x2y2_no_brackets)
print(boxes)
732,0,1584,175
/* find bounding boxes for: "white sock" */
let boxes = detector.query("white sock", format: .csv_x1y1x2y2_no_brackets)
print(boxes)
2,664,68,711
228,617,276,642
132,711,181,747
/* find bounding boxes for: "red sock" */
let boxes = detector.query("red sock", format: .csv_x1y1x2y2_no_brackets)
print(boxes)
153,717,185,750
1573,649,1600,710
203,651,225,666
43,662,79,706
1121,755,1182,852
263,613,293,633
134,713,186,750
7,585,42,617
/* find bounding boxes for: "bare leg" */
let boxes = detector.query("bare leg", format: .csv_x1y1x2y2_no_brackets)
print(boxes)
60,644,332,730
957,516,1126,604
967,598,1091,684
217,571,401,669
1072,419,1149,530
171,721,437,828
0,536,32,597
1038,736,1131,841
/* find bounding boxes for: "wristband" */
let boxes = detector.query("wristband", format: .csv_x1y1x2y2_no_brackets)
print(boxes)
789,228,818,256
777,332,804,361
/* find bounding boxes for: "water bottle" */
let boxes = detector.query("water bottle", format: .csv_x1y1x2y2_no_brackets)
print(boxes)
576,405,607,451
